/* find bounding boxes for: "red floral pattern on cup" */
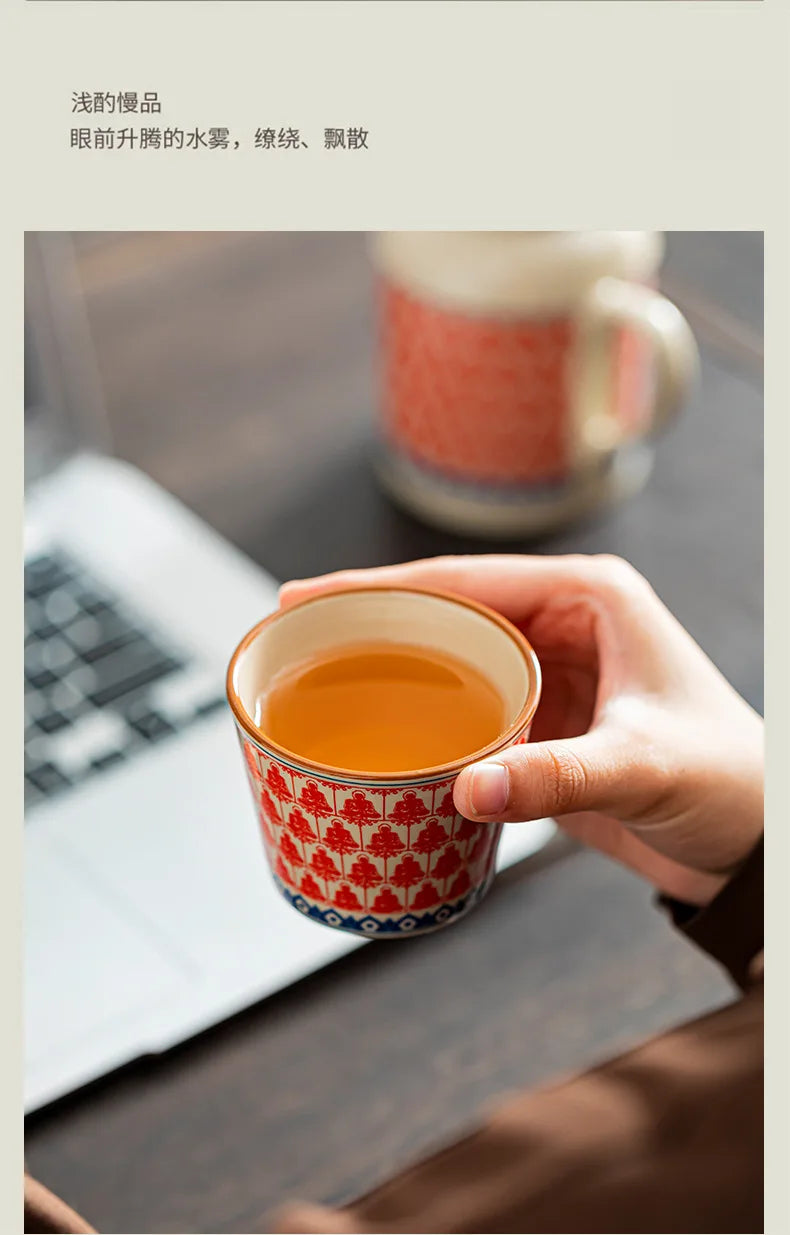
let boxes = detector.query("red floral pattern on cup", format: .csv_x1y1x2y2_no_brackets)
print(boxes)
236,736,529,930
380,280,650,485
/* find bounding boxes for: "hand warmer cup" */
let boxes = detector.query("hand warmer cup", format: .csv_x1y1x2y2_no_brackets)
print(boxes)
227,587,541,937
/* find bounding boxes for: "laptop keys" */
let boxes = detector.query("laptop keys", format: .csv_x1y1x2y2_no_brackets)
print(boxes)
24,545,225,810
67,611,139,662
25,665,58,692
43,589,80,628
24,555,73,600
48,678,86,717
34,710,71,736
40,636,77,674
87,644,183,709
90,751,125,773
125,705,176,743
25,762,72,797
73,588,114,615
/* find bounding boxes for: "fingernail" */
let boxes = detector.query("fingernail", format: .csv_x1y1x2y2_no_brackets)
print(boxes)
469,762,509,816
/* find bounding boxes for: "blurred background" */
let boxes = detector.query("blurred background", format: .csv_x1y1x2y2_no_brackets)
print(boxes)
29,230,763,709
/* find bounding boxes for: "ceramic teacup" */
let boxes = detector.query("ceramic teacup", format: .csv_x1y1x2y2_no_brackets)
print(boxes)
226,587,541,938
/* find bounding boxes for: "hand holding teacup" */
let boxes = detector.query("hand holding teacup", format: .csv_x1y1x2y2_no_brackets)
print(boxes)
227,585,541,937
282,554,763,910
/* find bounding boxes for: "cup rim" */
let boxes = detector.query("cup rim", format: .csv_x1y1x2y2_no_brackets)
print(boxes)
226,584,542,783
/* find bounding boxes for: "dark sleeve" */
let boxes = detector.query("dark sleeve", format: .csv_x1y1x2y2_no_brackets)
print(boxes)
659,835,763,991
274,989,763,1235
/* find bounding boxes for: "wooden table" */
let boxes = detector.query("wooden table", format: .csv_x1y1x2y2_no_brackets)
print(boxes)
24,232,763,1234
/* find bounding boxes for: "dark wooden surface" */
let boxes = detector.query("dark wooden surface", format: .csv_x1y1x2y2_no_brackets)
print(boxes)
24,233,763,1234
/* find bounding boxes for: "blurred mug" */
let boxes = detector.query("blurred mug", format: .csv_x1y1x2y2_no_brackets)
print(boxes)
371,231,699,537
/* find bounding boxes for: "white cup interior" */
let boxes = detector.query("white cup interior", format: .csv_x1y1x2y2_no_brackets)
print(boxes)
231,589,534,745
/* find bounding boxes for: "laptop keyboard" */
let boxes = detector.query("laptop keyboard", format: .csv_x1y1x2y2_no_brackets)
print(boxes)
25,548,226,811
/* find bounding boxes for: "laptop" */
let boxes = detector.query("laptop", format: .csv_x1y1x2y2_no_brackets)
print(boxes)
24,233,555,1113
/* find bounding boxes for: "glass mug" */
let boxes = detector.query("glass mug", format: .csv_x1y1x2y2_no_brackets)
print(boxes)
371,231,699,537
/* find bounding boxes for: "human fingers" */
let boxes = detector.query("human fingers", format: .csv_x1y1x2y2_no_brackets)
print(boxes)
279,553,652,628
452,725,662,826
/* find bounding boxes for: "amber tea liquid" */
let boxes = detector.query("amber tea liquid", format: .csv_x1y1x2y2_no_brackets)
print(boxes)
256,642,507,774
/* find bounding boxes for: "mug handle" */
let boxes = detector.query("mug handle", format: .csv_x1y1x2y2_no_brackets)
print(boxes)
571,276,700,465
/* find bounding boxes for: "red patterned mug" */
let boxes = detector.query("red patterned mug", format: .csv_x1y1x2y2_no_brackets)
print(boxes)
226,587,541,938
371,231,699,536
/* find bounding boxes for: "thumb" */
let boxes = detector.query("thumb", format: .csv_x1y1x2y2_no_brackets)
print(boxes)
453,730,639,823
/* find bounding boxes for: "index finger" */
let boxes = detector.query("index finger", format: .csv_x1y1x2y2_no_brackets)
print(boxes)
278,554,610,623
